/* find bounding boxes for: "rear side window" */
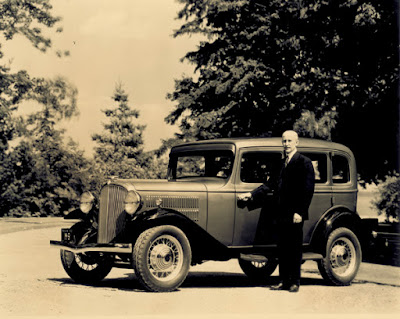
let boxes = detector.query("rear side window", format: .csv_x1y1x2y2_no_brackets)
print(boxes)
332,154,350,184
240,152,282,183
301,153,328,184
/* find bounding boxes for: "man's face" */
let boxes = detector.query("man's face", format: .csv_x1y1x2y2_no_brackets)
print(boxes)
282,132,299,154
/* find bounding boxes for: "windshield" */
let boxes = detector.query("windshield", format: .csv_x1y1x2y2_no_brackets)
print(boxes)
168,150,234,180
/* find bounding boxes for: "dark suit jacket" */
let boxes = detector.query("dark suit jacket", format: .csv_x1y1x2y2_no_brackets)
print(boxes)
250,152,315,222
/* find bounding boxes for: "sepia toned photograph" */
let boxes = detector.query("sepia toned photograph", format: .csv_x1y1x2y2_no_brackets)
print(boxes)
0,0,399,318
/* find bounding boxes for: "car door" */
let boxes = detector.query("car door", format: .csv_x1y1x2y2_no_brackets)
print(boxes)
331,151,357,212
299,150,332,243
233,147,282,246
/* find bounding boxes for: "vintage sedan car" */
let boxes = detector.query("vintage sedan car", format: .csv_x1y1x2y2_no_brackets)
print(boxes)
51,137,374,292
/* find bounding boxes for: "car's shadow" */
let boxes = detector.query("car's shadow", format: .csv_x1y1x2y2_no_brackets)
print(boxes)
48,270,329,292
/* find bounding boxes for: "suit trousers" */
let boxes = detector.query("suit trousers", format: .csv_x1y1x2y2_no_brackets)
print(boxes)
277,221,304,286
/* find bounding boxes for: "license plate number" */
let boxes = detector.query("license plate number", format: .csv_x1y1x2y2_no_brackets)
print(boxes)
61,228,73,242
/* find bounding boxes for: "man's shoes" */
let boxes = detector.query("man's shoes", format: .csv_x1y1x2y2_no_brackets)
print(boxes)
289,284,299,293
270,282,289,290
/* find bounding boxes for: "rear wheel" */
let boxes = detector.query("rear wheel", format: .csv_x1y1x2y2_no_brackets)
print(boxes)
238,257,278,281
133,225,192,292
318,227,362,286
60,232,113,284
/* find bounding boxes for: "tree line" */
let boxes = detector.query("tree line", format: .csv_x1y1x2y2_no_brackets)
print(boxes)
0,0,398,220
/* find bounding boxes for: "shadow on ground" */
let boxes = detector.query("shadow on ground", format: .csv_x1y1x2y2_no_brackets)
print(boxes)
48,268,399,293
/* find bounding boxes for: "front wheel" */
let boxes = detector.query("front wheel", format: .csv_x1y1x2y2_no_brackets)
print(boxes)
318,227,362,286
133,225,192,292
60,232,113,284
238,257,278,282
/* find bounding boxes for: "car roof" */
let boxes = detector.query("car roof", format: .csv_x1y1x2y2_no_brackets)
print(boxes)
171,137,353,154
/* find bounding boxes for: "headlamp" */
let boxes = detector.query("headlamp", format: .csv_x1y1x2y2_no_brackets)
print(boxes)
80,192,94,214
124,191,141,215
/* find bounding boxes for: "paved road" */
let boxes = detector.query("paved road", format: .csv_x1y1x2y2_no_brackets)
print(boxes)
0,221,399,317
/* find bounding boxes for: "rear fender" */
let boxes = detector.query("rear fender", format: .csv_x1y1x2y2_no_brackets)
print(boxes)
310,206,362,255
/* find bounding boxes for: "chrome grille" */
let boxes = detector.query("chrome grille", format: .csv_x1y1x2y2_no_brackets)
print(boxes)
144,195,200,222
98,185,128,243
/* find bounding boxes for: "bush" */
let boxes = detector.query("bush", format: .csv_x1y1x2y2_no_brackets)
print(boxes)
373,175,400,223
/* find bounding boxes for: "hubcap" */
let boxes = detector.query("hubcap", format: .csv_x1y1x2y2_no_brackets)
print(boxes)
329,237,356,277
148,235,183,281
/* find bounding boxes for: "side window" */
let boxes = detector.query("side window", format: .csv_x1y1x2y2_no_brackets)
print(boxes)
240,152,282,183
301,153,328,184
332,154,350,184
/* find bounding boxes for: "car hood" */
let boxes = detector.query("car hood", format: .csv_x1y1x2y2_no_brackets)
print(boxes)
108,178,228,193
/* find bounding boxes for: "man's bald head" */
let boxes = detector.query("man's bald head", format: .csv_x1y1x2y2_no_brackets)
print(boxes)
282,130,299,155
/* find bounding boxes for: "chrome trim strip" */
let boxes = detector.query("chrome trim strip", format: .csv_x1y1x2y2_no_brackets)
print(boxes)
50,240,132,254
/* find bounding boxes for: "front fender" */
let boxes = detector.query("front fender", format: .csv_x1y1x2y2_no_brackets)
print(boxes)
310,206,362,254
63,220,98,244
64,208,98,222
132,207,191,225
128,208,204,239
123,208,229,262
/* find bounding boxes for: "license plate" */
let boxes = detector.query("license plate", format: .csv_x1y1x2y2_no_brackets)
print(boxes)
61,228,73,242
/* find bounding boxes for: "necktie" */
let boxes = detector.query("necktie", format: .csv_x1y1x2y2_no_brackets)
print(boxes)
285,155,289,167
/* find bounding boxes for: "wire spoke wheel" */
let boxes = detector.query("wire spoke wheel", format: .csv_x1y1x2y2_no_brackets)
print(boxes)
329,237,356,277
238,257,278,281
133,225,191,292
60,229,112,284
148,235,184,281
74,253,99,272
318,227,361,286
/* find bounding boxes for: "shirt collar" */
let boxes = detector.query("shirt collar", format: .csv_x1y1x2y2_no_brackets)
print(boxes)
285,149,297,162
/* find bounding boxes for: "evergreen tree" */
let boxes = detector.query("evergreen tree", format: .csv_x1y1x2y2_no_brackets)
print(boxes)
92,84,147,179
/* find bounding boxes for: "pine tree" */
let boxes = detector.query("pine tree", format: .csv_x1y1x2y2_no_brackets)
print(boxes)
92,84,146,179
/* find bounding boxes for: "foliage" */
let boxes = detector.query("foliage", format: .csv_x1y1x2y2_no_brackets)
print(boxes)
142,152,169,179
0,0,60,51
0,138,97,217
0,0,67,152
92,84,151,181
168,0,399,183
0,74,93,217
92,84,172,181
0,1,91,217
373,175,400,223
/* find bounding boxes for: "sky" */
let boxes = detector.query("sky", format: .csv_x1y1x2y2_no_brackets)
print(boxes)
3,0,201,156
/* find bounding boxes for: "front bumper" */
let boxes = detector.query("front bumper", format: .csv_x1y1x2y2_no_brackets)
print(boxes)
50,240,132,254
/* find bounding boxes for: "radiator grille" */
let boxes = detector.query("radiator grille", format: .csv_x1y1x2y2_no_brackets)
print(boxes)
98,185,128,243
144,195,200,222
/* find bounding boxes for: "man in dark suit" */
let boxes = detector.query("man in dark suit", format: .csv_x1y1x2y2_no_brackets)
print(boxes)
238,130,315,292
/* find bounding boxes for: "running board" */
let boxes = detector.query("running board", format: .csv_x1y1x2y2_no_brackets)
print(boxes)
240,254,270,262
240,252,323,262
302,252,323,260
